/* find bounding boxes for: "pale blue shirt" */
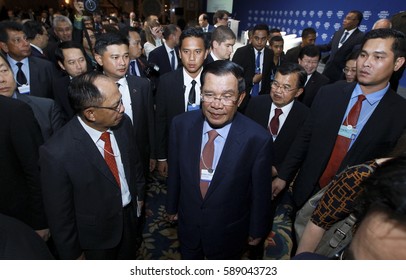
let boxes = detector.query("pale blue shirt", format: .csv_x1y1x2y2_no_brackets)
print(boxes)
7,55,30,85
342,83,389,149
201,120,232,176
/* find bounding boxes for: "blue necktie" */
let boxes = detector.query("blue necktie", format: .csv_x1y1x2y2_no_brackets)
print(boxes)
252,51,261,96
170,50,176,70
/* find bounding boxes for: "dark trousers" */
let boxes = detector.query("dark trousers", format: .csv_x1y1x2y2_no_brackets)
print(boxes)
84,202,138,260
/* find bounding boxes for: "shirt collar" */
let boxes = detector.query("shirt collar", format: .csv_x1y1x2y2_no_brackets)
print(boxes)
203,119,232,140
352,83,389,105
77,115,113,145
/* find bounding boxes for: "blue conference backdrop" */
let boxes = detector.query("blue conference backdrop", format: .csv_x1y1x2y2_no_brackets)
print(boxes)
231,0,405,86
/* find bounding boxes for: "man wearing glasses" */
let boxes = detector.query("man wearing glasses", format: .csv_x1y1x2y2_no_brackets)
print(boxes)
213,10,230,28
39,71,145,259
166,60,273,259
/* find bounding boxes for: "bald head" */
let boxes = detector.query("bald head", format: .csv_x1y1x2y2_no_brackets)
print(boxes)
372,19,392,30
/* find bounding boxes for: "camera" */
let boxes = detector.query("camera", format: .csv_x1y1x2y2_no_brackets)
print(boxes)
84,0,98,13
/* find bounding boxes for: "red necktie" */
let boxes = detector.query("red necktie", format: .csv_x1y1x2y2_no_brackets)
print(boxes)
100,132,121,187
269,108,283,136
319,95,366,188
199,130,219,198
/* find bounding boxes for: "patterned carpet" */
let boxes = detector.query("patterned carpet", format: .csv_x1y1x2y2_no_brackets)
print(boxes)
137,174,294,260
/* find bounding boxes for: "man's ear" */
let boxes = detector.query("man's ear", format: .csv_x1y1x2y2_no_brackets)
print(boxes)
57,61,66,71
237,92,246,107
295,88,304,98
83,108,96,122
0,42,9,53
394,57,405,72
94,53,103,66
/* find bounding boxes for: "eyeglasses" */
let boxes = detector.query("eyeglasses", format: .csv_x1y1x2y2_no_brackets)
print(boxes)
271,81,298,93
91,98,123,112
343,68,357,74
201,93,238,106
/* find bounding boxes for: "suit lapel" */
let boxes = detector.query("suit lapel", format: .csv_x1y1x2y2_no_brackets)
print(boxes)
71,118,119,187
113,122,131,185
174,69,186,113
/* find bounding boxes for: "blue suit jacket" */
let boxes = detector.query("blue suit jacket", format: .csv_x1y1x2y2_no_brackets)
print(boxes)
166,110,273,258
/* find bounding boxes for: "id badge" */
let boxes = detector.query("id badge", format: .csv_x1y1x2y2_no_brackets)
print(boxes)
338,125,357,139
188,103,199,111
18,84,30,94
201,169,214,182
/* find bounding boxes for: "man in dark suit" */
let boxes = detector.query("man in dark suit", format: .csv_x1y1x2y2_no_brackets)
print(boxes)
155,28,208,178
318,11,365,82
166,60,273,259
285,28,316,64
297,45,330,107
272,29,406,209
23,20,49,60
204,25,236,65
245,62,309,259
245,63,309,177
0,21,57,99
148,24,181,77
53,41,91,122
232,24,274,112
198,13,214,33
39,72,145,259
0,96,49,242
0,51,64,141
94,31,156,177
121,27,148,78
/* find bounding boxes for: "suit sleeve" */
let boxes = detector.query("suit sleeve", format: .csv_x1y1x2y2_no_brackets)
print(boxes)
50,100,65,135
166,118,181,215
39,145,82,259
155,76,169,159
249,135,273,238
11,103,47,230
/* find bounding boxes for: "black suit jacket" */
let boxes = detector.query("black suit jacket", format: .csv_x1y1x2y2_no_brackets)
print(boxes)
155,68,186,159
30,46,48,60
166,111,273,259
0,96,46,230
17,93,64,141
148,45,180,76
28,56,58,99
52,75,73,122
298,71,330,107
232,44,274,111
39,116,145,259
0,213,53,260
319,28,364,82
284,45,301,64
245,96,310,171
278,82,406,207
125,75,156,170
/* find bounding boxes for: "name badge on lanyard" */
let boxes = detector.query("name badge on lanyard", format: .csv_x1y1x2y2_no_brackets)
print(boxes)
338,124,357,140
18,85,30,95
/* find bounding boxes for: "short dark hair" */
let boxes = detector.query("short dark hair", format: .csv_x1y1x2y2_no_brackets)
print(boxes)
349,10,363,26
163,24,179,40
253,24,270,35
299,45,321,60
94,31,129,55
0,21,25,43
301,27,316,38
68,71,107,114
119,26,139,40
270,28,281,34
276,62,307,89
361,28,406,61
200,13,208,21
345,49,360,62
201,60,245,94
270,35,284,45
211,26,236,47
23,20,45,40
179,27,208,50
55,41,87,64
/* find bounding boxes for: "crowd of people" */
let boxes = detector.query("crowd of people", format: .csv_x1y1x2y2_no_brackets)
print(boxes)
0,2,406,261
